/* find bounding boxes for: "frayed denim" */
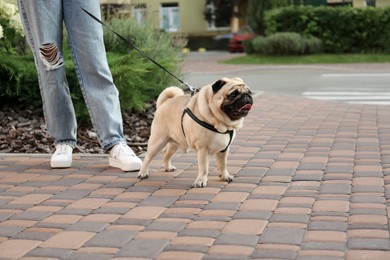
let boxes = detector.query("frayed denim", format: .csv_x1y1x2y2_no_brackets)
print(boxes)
18,0,126,151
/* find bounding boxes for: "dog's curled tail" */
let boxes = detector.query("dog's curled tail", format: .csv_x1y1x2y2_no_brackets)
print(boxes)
156,87,185,108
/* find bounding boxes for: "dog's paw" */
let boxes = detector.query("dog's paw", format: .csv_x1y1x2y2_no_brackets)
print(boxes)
192,178,208,188
137,171,149,180
220,173,234,183
165,165,177,172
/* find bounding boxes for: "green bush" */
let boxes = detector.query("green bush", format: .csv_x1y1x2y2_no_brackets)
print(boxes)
243,38,255,54
0,17,183,123
251,32,322,55
265,6,390,53
302,35,323,54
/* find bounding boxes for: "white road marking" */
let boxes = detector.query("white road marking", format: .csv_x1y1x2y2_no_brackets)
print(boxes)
321,73,390,78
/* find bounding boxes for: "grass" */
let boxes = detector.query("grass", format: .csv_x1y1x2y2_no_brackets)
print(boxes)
223,53,390,65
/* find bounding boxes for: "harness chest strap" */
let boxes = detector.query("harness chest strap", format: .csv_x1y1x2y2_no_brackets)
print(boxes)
181,108,234,153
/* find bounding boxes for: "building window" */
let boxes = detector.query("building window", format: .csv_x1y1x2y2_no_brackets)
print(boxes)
160,3,179,32
133,4,146,24
366,0,375,6
204,0,232,30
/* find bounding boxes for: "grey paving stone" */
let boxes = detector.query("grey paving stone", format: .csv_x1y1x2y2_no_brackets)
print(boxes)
270,214,310,224
11,211,52,221
237,168,267,177
116,239,169,258
56,209,92,216
308,221,348,231
233,211,272,220
164,245,209,253
13,231,54,241
297,256,342,260
204,202,241,210
86,230,137,247
214,234,259,246
114,218,153,226
52,189,91,200
139,196,178,207
0,226,25,237
179,193,214,201
179,229,221,238
196,216,231,222
26,248,74,259
251,248,298,259
203,255,247,260
259,227,305,245
233,176,262,184
348,238,390,250
160,213,197,220
0,213,13,221
350,195,386,203
352,186,384,193
67,252,112,260
93,207,129,214
302,242,346,251
145,221,187,232
51,178,85,186
320,183,351,194
67,221,109,232
265,168,296,176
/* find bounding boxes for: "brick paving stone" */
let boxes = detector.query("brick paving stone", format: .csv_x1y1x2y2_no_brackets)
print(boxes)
85,230,137,247
122,206,166,219
259,227,305,245
208,245,254,256
222,219,267,235
240,199,278,211
115,239,170,258
40,231,95,249
0,239,41,259
214,234,259,246
345,250,390,260
26,248,74,259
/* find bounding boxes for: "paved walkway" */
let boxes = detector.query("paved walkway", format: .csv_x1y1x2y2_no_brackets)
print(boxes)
1,92,390,259
1,53,390,259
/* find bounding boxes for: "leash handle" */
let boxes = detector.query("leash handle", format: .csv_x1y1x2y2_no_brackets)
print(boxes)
81,8,198,93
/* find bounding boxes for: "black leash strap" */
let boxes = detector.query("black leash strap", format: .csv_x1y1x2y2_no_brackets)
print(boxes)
181,108,234,153
81,8,198,93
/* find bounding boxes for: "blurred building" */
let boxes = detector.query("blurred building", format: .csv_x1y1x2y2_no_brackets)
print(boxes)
100,0,390,50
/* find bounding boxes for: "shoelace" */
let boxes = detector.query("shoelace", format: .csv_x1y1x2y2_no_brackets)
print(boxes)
55,144,71,155
116,143,136,157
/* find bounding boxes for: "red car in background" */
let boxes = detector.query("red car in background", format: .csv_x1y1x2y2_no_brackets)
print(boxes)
228,32,254,53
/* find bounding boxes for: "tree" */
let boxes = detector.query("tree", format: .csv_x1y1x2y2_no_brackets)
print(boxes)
246,0,289,35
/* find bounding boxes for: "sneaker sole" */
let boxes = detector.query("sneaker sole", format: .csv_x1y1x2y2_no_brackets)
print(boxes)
109,158,142,172
51,160,72,168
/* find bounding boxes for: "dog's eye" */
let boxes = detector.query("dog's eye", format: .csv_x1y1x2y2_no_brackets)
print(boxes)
228,90,239,100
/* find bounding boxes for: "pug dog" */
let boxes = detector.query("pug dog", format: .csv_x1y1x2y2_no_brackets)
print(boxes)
138,77,253,187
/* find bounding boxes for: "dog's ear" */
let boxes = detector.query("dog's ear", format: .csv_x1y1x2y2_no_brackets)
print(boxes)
212,79,227,93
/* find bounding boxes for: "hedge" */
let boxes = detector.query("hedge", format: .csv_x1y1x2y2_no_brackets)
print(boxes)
265,6,390,53
0,18,183,123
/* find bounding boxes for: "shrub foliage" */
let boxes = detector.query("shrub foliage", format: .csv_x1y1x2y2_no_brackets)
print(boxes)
0,17,183,123
265,6,390,53
250,32,322,55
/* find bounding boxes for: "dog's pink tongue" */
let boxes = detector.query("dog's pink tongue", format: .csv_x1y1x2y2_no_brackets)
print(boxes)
239,104,252,111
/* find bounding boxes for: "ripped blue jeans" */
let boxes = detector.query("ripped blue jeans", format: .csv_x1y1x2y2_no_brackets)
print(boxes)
18,0,126,151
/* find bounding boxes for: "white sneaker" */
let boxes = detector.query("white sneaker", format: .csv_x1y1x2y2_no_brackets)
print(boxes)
109,143,142,171
50,144,73,168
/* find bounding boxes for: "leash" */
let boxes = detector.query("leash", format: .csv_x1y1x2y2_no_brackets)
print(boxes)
81,8,198,94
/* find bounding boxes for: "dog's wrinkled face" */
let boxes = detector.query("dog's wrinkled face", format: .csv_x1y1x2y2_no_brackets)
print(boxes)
212,78,253,121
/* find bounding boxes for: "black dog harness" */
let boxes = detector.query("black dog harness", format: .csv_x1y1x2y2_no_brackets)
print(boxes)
181,108,234,153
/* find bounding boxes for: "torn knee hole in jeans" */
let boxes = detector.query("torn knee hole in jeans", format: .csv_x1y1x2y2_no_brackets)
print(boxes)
39,43,64,70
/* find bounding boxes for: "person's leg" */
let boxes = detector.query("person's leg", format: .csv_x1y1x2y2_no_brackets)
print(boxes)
63,0,125,151
63,1,141,171
17,0,77,148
